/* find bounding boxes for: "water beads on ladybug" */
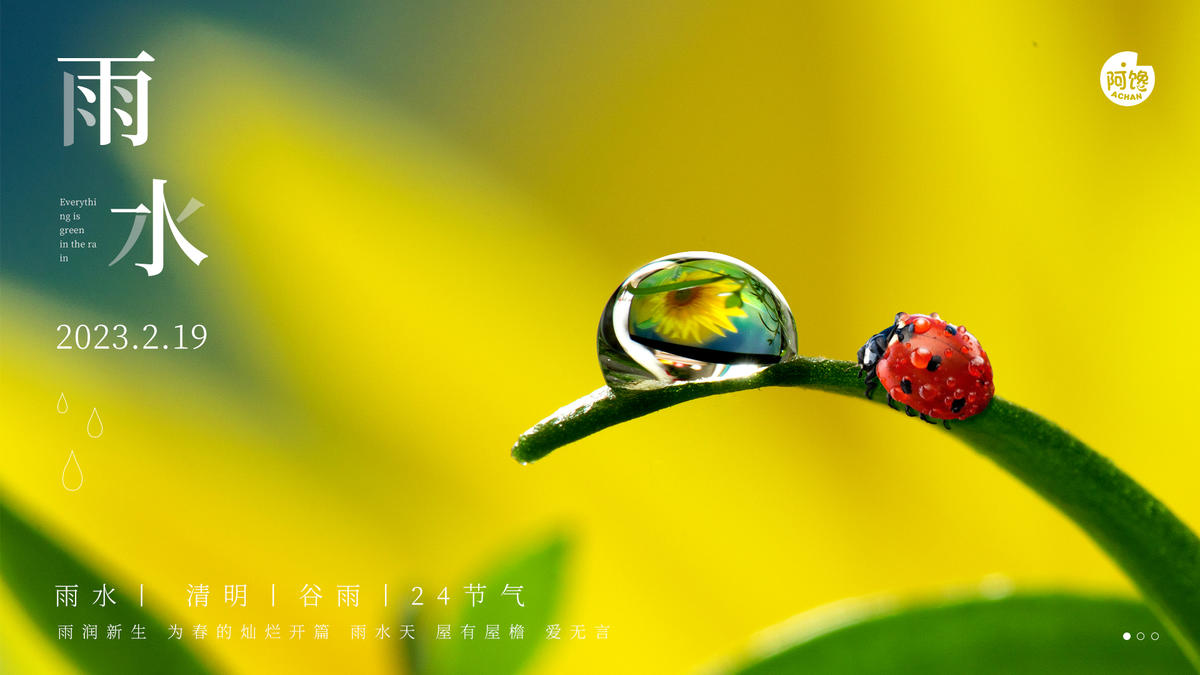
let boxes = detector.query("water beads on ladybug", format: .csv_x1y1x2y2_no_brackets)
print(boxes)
856,312,994,428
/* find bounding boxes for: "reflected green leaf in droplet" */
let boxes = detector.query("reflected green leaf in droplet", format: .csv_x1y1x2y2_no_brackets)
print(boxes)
627,274,731,296
726,593,1193,675
0,496,215,674
511,357,1200,669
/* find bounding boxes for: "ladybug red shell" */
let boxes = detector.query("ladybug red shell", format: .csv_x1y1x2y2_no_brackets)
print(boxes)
856,312,994,427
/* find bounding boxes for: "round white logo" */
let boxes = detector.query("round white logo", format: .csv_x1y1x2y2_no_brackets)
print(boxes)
1101,51,1154,106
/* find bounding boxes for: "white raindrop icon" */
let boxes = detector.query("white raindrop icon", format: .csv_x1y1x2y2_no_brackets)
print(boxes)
87,408,103,438
57,393,69,414
62,451,84,491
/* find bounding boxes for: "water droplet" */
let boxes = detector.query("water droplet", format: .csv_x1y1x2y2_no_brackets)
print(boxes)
913,317,931,334
57,393,69,414
945,376,957,387
598,252,797,388
943,348,953,357
957,325,967,334
968,356,986,377
943,396,953,407
918,384,938,401
954,388,966,399
87,408,104,438
910,347,932,368
62,451,83,492
930,312,941,320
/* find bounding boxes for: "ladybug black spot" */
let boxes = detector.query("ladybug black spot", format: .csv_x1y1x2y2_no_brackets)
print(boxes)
926,355,942,372
900,378,912,394
951,398,966,413
945,325,958,336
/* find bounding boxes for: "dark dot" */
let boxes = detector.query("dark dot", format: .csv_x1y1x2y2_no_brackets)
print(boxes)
944,325,957,336
952,398,966,413
926,355,942,372
901,378,913,394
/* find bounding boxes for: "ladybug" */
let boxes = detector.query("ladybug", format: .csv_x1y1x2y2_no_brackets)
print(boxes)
857,312,994,428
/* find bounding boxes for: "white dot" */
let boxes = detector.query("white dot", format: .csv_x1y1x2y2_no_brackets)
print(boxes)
1123,632,1131,640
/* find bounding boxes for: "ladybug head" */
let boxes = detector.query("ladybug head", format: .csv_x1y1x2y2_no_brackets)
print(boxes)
856,312,909,373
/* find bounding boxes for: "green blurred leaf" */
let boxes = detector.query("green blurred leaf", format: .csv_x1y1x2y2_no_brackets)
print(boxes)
511,358,1200,669
403,533,568,675
0,496,214,674
728,593,1192,675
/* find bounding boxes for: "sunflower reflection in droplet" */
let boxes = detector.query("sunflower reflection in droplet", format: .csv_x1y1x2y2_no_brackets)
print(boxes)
598,252,797,388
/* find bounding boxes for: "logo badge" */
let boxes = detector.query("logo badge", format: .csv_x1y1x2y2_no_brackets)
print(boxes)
1101,52,1154,107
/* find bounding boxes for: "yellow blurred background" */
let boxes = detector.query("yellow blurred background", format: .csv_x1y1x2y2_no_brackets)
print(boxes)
3,1,1199,673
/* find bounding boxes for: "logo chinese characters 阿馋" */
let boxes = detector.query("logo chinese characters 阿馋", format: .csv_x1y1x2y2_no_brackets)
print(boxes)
111,179,207,277
1101,52,1154,107
58,52,153,146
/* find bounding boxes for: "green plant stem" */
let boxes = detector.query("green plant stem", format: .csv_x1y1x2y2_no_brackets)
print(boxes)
511,357,1200,669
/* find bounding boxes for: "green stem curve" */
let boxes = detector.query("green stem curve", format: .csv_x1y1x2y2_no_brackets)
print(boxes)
511,357,1200,669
